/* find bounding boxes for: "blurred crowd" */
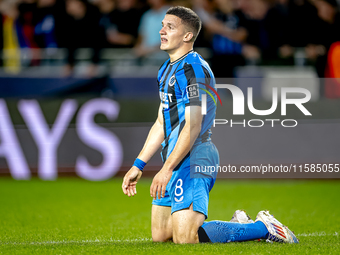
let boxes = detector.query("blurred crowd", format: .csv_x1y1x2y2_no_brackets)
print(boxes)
0,0,339,77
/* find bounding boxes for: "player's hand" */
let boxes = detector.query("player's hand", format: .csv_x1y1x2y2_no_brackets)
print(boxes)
122,166,143,197
150,168,172,200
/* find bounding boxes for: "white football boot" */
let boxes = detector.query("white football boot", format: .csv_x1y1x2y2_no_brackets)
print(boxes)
230,210,254,223
255,210,299,243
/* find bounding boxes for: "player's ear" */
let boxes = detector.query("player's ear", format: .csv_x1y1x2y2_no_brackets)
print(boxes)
183,32,193,42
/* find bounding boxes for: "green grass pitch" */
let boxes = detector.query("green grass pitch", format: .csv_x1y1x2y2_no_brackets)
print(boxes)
0,178,339,254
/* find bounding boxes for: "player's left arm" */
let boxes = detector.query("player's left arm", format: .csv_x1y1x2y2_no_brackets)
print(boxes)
150,105,202,199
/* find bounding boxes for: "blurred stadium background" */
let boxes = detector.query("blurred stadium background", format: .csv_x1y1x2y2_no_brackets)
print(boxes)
0,0,339,180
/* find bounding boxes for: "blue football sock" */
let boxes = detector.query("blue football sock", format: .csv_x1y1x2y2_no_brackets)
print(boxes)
199,221,269,243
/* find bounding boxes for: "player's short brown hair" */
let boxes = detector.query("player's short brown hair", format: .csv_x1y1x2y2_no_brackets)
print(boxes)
166,6,202,42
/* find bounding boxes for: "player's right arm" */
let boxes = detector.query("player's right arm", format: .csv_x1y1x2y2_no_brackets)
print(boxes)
122,103,164,197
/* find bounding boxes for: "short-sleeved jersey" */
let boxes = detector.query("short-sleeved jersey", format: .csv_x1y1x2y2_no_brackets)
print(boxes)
158,50,217,163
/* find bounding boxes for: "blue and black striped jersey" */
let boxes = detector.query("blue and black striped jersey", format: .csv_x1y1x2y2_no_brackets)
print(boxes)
158,50,217,163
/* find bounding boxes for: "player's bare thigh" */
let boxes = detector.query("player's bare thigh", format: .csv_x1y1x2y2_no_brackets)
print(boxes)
172,203,205,244
151,205,173,242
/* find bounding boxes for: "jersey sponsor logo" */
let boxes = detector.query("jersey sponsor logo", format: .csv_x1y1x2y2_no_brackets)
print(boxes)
159,92,173,109
169,75,176,87
187,84,199,99
159,92,173,102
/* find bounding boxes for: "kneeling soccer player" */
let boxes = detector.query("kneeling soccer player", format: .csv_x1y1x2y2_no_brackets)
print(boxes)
122,6,298,244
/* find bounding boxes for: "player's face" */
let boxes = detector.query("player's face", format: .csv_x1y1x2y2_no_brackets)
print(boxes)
159,14,189,53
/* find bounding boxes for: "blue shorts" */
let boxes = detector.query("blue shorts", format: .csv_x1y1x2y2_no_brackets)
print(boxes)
152,141,219,219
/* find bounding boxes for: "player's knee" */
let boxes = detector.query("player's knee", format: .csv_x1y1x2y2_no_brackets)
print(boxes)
173,228,199,244
152,234,168,243
152,229,171,243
